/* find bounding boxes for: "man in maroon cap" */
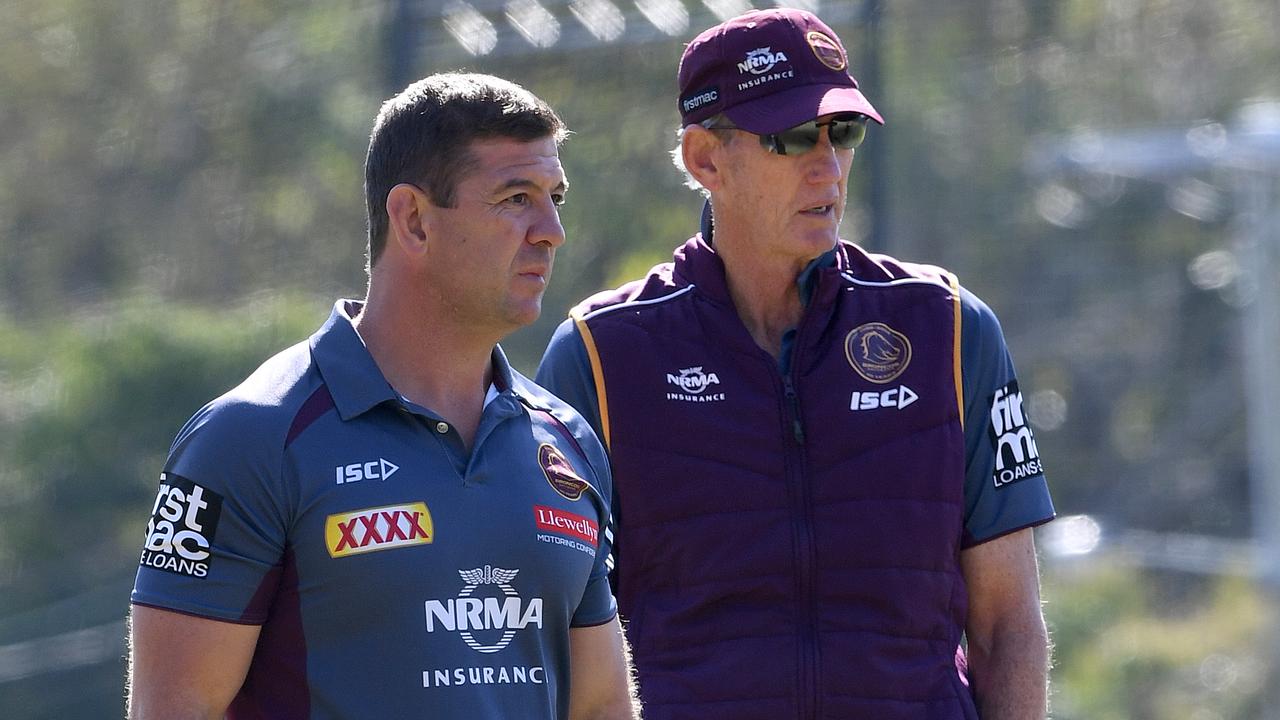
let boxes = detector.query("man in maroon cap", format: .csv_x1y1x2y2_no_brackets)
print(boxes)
539,8,1054,719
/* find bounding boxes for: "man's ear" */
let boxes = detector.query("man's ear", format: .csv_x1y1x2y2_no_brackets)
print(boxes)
385,183,431,259
682,126,727,193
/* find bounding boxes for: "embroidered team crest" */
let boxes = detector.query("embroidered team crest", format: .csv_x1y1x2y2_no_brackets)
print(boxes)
806,31,846,70
539,443,590,501
845,323,912,384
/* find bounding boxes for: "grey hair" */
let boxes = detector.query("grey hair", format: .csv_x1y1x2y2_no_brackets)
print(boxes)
670,114,735,196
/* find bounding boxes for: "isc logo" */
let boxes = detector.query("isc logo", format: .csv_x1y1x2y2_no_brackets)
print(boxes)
334,458,400,484
850,385,919,411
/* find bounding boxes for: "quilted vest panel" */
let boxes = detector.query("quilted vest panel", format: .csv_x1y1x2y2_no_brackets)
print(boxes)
580,240,975,720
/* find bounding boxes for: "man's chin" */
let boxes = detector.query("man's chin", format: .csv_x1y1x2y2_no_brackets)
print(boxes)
502,302,543,332
793,232,840,257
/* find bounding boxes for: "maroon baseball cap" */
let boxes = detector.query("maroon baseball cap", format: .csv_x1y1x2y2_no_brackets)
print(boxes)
677,8,883,134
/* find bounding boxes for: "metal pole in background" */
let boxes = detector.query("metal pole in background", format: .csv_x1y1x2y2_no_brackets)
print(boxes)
859,0,888,253
1027,111,1280,717
1236,166,1280,716
385,0,421,93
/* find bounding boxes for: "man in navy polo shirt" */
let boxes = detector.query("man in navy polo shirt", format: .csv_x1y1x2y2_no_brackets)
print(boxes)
538,9,1054,720
128,73,638,720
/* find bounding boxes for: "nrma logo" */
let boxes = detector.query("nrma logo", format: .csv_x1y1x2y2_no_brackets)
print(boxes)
738,47,789,75
425,566,544,654
667,366,720,395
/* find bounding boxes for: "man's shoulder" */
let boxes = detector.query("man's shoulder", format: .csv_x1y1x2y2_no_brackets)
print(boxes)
840,241,959,290
837,242,1004,341
569,262,693,322
171,338,324,459
514,371,600,440
217,338,321,419
511,371,610,471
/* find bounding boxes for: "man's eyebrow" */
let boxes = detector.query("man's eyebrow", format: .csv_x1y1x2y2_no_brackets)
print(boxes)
491,177,569,195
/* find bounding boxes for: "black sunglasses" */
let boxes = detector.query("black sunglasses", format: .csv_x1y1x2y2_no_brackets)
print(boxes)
709,114,869,156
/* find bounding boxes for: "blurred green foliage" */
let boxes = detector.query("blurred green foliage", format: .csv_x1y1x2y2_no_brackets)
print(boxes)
1046,563,1273,719
2,0,1279,717
0,295,327,718
0,294,327,619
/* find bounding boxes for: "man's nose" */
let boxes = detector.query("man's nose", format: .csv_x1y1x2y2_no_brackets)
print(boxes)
530,203,566,248
807,131,844,183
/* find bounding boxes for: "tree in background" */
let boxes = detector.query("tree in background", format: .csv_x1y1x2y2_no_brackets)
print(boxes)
2,0,1278,717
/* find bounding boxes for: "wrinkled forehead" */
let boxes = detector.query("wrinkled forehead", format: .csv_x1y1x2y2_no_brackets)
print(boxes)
465,136,567,188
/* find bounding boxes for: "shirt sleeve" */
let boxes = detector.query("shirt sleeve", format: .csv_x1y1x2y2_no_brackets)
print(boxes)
960,287,1056,547
570,457,618,628
536,318,606,444
131,399,289,624
553,398,618,628
539,317,630,607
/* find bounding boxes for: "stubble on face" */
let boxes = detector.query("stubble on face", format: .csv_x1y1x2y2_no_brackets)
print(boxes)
422,136,567,338
714,131,853,271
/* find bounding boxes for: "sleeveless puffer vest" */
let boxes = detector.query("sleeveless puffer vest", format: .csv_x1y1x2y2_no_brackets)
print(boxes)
572,236,975,720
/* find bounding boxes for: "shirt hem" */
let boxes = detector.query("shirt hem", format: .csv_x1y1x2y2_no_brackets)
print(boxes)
569,610,618,629
962,513,1056,549
130,599,266,626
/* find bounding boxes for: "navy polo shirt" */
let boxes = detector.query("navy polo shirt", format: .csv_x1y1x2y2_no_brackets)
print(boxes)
132,300,616,719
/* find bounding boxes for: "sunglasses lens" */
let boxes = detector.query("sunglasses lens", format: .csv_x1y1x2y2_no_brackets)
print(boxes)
764,123,817,156
764,115,868,155
829,117,868,149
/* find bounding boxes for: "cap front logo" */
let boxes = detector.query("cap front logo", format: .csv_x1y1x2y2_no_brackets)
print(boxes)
806,31,846,71
738,47,790,75
845,323,912,383
539,443,590,501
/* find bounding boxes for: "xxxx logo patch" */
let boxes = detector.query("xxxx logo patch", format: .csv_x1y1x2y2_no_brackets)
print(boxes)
325,502,433,558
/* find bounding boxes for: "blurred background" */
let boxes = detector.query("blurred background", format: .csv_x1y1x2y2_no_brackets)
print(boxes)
2,0,1278,717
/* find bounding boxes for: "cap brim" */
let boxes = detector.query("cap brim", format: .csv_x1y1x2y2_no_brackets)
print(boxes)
724,84,884,134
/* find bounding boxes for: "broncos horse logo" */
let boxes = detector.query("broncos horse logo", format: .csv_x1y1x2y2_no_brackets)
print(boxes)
539,443,590,501
845,323,912,383
860,329,904,366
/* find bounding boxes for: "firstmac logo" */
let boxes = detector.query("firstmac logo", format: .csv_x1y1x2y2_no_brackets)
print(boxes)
140,473,223,578
989,381,1043,488
335,458,400,484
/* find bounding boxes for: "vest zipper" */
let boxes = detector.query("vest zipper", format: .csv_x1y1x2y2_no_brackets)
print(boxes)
782,373,818,720
785,378,806,445
779,266,833,720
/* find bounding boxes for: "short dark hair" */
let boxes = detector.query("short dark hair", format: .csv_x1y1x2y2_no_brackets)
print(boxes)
363,73,568,267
